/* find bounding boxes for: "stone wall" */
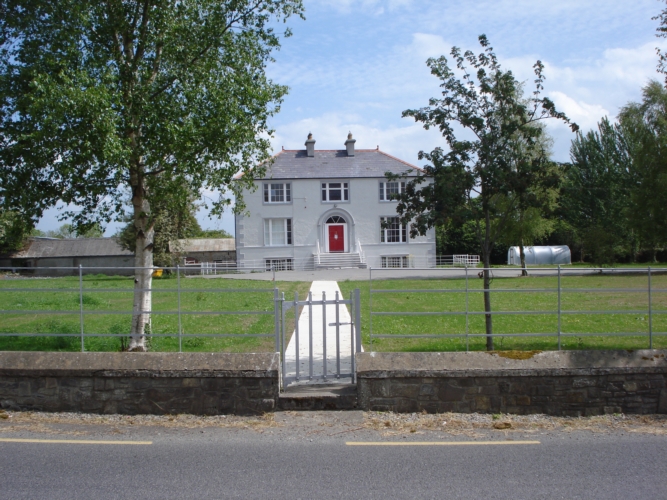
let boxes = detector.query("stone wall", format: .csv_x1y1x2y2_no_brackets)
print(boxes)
0,352,279,415
357,350,667,416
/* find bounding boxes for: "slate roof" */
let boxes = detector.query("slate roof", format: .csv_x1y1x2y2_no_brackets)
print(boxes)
236,149,423,180
12,238,133,259
169,238,236,253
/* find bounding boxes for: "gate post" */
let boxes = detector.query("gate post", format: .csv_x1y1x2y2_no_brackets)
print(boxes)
281,292,286,387
294,291,300,381
354,288,362,353
273,288,280,353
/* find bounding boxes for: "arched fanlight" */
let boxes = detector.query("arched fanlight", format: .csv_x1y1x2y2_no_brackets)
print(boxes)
326,216,346,224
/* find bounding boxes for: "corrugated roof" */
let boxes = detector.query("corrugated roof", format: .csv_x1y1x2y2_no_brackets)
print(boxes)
235,149,423,180
170,238,236,253
13,238,133,258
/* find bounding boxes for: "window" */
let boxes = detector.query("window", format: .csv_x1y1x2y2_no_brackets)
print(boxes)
382,256,409,268
379,181,405,201
326,216,345,224
380,217,407,243
265,258,293,271
263,182,291,203
264,219,292,246
322,182,349,202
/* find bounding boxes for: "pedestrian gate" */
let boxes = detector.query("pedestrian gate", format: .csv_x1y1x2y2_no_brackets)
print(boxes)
279,289,362,387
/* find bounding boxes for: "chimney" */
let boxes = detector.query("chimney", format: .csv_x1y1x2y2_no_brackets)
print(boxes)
305,132,315,157
345,132,356,157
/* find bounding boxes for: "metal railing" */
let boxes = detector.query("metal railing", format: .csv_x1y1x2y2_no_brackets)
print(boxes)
357,239,365,264
280,288,361,386
435,254,480,266
0,265,281,352
183,261,237,275
368,265,667,352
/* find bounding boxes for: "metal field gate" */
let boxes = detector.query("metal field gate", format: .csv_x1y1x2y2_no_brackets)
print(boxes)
279,289,362,387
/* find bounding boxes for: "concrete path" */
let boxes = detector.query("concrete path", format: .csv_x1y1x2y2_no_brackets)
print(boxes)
283,281,361,386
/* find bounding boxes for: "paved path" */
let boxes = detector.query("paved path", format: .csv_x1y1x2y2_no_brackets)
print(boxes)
283,281,361,386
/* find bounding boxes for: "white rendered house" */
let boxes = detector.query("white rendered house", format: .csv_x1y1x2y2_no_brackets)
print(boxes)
234,133,436,270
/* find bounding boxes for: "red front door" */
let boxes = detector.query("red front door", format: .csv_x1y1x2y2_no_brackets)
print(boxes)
328,225,345,252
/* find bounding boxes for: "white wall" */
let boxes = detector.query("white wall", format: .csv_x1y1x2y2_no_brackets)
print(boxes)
236,177,435,269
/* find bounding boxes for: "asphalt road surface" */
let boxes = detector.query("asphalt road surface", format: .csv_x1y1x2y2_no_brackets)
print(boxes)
1,411,665,499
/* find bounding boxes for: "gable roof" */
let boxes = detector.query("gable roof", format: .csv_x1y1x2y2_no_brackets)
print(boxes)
236,149,423,180
11,238,133,259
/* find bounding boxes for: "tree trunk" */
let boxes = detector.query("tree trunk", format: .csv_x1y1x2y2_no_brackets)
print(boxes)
128,181,154,352
483,212,493,351
519,239,528,277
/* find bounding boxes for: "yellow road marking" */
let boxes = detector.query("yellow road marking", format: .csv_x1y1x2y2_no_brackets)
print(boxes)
346,440,540,446
0,438,152,445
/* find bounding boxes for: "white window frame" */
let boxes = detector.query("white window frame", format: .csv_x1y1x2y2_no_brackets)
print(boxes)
263,182,291,204
263,218,292,246
265,258,293,271
321,181,349,202
379,181,406,201
381,256,409,268
380,216,407,243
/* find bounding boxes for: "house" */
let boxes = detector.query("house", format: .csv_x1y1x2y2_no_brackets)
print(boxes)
234,133,436,270
0,237,134,276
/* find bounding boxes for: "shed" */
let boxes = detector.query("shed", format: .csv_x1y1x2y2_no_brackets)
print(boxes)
507,246,571,266
0,237,134,276
169,238,236,264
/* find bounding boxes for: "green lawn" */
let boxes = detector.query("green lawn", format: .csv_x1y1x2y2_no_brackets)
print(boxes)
338,273,667,352
2,271,666,353
0,274,309,353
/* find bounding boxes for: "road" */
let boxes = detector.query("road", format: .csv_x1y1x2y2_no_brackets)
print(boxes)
1,411,665,499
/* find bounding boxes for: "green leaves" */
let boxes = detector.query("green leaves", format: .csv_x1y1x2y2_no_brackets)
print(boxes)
0,0,304,226
398,36,573,262
563,80,667,264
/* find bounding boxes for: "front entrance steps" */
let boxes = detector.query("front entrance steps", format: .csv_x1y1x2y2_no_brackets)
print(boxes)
316,252,366,269
278,383,358,411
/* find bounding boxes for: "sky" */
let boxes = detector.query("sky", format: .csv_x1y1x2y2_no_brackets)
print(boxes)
36,0,667,236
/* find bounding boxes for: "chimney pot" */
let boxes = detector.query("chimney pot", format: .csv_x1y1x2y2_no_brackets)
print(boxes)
305,132,315,157
344,131,356,157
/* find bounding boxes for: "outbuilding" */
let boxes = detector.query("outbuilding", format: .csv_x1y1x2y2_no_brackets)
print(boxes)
0,237,134,276
507,246,571,266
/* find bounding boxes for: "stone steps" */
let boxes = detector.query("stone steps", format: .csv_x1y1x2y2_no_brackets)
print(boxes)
278,383,358,411
316,252,366,269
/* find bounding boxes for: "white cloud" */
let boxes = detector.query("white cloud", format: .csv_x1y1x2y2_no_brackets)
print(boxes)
547,92,610,133
408,33,451,60
311,0,413,15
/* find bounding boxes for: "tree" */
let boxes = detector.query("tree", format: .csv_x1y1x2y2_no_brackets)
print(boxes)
397,35,577,350
655,2,667,87
197,228,233,238
44,223,104,239
0,211,33,253
562,118,633,266
618,81,667,262
494,144,562,276
0,0,303,351
116,183,203,267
